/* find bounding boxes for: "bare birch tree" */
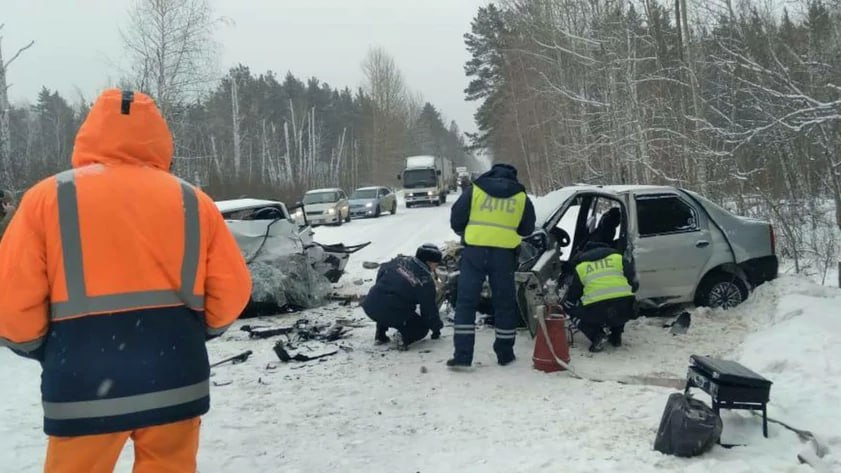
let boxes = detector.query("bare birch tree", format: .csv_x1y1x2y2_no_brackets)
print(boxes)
0,24,34,189
120,0,222,119
362,46,410,183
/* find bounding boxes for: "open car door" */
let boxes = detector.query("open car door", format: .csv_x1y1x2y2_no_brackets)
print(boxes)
515,189,632,337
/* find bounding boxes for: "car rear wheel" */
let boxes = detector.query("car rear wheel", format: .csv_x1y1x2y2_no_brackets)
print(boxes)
695,273,748,310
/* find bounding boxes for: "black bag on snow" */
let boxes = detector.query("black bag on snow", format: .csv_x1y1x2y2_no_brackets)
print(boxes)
654,392,723,457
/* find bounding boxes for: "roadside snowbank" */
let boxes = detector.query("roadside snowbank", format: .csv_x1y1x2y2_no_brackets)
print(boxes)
735,278,841,468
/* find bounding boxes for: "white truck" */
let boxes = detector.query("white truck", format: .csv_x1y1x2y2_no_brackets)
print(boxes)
398,155,455,207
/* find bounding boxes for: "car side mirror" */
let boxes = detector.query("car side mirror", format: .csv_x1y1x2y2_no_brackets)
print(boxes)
437,170,441,176
396,174,401,180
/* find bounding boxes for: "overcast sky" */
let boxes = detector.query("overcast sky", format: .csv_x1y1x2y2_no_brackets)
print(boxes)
3,0,487,133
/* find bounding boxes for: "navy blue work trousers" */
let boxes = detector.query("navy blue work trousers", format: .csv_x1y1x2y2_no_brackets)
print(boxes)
452,246,518,364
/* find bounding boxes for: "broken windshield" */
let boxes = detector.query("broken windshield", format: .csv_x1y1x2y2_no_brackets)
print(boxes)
403,169,437,189
303,191,340,204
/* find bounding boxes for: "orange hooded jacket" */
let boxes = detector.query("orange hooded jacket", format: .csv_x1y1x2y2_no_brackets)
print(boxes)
0,89,252,436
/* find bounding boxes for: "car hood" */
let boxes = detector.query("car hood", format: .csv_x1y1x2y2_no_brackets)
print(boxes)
533,188,579,227
349,198,376,206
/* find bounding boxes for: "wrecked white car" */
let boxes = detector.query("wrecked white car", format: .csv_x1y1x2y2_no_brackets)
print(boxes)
440,185,779,335
215,198,370,316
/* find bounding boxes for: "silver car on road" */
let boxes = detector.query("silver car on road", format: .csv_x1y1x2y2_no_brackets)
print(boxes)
349,186,398,219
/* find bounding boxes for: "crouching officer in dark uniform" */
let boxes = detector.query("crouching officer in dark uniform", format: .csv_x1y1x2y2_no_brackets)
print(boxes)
563,240,639,352
362,244,444,349
448,163,536,368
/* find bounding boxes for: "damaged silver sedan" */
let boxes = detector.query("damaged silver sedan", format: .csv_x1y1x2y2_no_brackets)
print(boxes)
438,185,778,337
216,198,370,316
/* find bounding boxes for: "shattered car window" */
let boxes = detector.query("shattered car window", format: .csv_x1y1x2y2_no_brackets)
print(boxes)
637,195,698,236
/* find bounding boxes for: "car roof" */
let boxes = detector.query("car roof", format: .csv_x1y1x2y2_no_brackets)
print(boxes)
354,186,385,191
565,184,680,195
215,198,285,213
306,188,342,193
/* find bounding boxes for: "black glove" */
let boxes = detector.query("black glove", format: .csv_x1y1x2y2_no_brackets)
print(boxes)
431,330,441,340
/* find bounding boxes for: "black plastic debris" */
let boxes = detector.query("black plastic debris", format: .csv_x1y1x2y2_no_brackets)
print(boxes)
210,350,253,368
668,312,691,335
273,341,338,363
241,324,295,339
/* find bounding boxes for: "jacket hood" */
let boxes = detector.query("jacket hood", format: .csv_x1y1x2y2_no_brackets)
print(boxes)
474,163,525,198
71,89,173,170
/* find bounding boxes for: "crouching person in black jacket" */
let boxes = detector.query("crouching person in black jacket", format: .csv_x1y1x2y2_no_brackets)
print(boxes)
362,244,444,349
562,241,639,353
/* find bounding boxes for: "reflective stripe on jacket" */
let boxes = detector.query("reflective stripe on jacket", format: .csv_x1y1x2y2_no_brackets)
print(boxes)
464,185,526,249
0,89,252,437
575,253,634,306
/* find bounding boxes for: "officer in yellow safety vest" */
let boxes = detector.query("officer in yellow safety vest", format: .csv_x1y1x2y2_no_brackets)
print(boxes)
562,239,639,352
448,163,536,369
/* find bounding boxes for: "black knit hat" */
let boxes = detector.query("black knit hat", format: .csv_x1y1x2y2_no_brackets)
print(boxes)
415,244,442,264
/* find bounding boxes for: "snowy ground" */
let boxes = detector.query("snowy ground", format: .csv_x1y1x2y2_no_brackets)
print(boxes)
1,195,839,472
313,193,458,296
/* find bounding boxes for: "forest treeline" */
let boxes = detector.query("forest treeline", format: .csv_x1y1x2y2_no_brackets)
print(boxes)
464,0,841,279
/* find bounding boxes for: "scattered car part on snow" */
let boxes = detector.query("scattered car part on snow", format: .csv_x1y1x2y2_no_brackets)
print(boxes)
273,341,338,363
666,312,692,335
240,324,296,339
210,350,254,368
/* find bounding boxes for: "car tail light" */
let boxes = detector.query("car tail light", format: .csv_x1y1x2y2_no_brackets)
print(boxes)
769,224,776,255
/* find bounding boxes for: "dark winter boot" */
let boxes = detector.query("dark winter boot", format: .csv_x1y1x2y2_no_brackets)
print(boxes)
446,358,472,370
497,353,516,366
375,323,390,345
608,330,622,347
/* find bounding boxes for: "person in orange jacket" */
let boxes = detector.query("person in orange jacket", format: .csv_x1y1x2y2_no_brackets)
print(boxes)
0,89,253,473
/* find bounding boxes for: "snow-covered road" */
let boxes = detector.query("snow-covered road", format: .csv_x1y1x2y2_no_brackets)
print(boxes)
1,196,839,472
312,195,458,295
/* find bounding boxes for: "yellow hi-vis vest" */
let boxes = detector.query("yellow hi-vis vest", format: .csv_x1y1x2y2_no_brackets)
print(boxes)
575,253,634,306
464,185,527,249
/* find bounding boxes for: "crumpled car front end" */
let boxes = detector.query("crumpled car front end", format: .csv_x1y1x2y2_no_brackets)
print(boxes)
224,214,369,317
436,233,564,337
